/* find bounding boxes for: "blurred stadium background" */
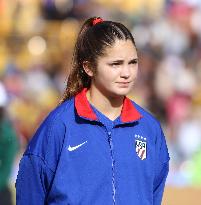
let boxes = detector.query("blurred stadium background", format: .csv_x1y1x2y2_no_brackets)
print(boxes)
0,0,201,204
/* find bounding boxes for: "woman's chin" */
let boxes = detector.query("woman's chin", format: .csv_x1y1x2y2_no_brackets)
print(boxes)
110,88,131,98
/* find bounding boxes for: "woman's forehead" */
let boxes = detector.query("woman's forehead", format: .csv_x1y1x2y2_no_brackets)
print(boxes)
102,39,137,59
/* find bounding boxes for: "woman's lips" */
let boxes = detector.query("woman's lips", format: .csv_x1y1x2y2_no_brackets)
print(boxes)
116,82,130,84
116,82,131,87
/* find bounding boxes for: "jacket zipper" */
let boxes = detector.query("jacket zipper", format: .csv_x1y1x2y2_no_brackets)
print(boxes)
107,131,116,205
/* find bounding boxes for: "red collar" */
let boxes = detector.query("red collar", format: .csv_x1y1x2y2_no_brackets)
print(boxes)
75,88,142,123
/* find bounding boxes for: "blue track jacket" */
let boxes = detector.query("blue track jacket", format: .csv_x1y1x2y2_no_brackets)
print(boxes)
16,88,170,205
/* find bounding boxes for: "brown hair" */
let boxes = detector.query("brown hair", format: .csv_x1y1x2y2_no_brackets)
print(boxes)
59,17,136,104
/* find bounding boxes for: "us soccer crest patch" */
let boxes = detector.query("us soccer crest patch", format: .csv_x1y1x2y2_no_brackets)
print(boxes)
135,135,147,160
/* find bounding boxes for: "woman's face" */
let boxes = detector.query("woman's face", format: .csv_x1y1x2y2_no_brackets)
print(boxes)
89,39,138,98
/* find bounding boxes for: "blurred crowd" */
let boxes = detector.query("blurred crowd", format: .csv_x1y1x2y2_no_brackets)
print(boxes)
0,0,201,203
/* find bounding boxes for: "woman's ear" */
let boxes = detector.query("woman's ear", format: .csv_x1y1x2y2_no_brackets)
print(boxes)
83,61,94,77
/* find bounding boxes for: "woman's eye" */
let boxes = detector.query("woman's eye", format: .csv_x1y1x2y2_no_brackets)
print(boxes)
110,63,121,67
130,60,138,64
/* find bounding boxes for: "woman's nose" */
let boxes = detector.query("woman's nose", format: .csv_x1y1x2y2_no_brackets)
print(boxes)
120,65,130,78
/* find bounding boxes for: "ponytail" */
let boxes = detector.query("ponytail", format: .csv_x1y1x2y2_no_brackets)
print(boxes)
59,17,100,104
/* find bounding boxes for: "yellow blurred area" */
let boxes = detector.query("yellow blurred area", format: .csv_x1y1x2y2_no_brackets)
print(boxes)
93,0,165,15
162,186,201,205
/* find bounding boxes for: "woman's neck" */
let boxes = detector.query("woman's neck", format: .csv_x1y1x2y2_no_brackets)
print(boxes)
86,86,124,121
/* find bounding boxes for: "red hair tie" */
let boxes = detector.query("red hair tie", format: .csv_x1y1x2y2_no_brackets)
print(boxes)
92,17,103,26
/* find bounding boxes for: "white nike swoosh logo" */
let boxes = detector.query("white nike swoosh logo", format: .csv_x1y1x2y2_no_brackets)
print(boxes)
68,141,88,151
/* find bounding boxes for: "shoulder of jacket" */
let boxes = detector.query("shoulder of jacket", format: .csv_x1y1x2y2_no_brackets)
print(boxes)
129,100,162,135
24,98,74,162
47,97,74,121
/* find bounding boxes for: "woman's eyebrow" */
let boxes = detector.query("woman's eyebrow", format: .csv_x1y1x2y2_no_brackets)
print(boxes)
109,58,138,63
110,60,124,63
129,58,138,63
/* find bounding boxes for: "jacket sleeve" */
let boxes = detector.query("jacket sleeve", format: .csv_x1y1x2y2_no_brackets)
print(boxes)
16,154,54,205
153,126,170,205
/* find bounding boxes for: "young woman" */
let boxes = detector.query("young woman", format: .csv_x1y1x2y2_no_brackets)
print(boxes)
16,17,170,205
